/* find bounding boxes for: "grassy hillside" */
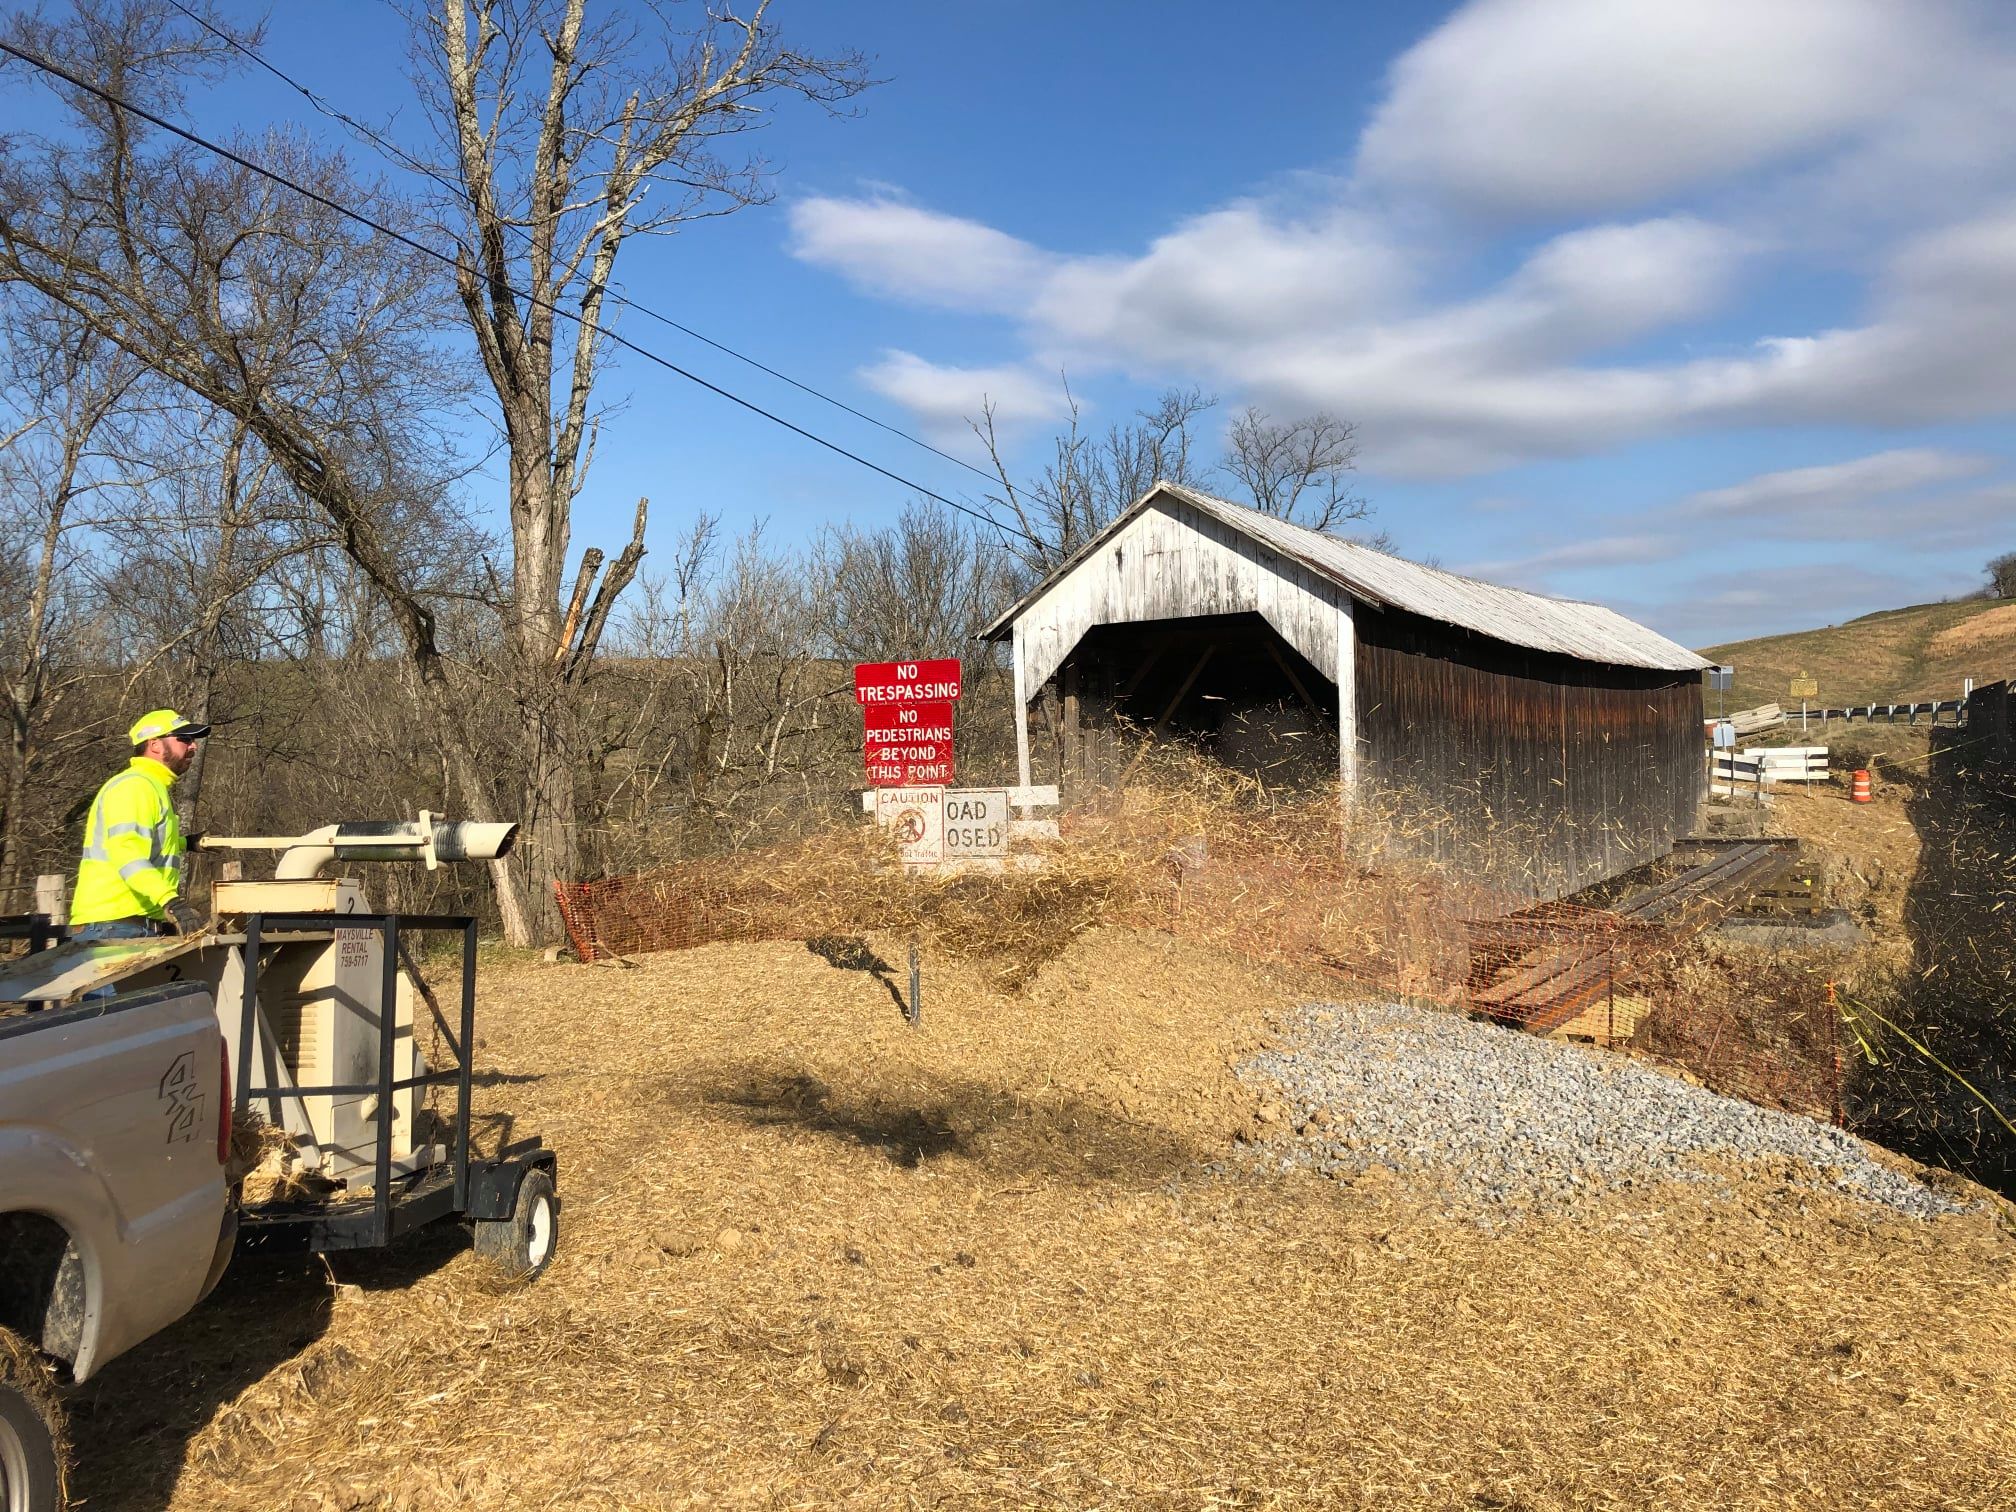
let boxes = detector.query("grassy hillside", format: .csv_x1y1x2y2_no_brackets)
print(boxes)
1701,596,2016,711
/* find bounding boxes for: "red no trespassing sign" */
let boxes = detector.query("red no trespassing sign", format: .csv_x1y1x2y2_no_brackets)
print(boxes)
864,701,954,785
854,658,962,704
857,658,961,787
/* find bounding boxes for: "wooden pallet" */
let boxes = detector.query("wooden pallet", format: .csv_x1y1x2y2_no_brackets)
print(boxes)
1468,840,1802,1035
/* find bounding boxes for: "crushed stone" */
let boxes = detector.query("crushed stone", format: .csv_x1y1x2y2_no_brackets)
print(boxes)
1240,1000,1965,1221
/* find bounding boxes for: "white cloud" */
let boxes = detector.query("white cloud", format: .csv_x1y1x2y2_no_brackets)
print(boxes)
1030,203,1407,365
1462,533,1683,589
1240,206,2016,475
1677,449,1994,519
1227,216,1757,472
1634,563,1980,645
855,351,1066,441
1475,450,2004,602
787,196,1051,314
1711,209,2016,426
783,7,2016,479
798,198,2016,476
1356,0,1940,216
1686,478,2016,552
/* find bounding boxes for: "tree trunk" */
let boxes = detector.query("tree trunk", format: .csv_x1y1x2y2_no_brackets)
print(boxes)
0,712,31,911
180,661,216,829
518,699,577,943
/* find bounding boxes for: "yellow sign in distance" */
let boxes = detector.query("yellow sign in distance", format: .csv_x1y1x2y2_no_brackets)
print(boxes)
1790,674,1818,699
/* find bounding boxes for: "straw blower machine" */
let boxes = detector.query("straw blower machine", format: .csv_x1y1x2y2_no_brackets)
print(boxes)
0,814,559,1277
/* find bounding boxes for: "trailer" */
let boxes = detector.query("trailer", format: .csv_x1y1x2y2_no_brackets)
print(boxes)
0,816,559,1279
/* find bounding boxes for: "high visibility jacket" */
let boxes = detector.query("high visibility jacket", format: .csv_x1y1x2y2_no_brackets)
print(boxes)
72,756,185,925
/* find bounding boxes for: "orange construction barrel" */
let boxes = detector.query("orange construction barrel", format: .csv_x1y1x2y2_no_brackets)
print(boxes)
1850,769,1872,803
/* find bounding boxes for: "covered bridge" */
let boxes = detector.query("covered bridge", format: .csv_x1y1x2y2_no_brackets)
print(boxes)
982,482,1710,900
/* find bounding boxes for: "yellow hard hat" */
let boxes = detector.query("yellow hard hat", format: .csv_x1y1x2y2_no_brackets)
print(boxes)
129,708,212,746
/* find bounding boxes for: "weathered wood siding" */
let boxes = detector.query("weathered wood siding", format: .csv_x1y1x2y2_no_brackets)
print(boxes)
1013,498,1352,695
1354,605,1704,899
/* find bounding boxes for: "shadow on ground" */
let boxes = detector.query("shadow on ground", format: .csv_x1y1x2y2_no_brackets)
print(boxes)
806,935,908,1016
1854,742,2016,1198
700,1065,1205,1185
67,1223,466,1512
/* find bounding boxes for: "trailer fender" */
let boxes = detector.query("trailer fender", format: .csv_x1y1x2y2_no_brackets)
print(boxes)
466,1151,557,1223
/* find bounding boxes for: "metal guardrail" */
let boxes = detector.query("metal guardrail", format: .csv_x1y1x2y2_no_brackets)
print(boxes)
1808,699,1965,725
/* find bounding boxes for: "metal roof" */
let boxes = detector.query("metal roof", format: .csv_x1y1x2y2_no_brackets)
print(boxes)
982,481,1710,674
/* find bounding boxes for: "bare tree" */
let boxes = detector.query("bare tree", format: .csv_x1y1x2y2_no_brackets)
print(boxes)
415,0,870,939
0,310,137,903
1988,551,2016,599
591,519,854,860
90,400,352,826
979,381,1374,572
0,2,528,919
977,384,1213,575
813,500,1016,664
1220,407,1367,533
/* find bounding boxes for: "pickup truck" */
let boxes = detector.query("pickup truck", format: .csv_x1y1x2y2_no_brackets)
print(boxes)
1,982,237,1511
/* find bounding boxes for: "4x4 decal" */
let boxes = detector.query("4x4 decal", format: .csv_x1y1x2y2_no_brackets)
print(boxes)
158,1050,205,1144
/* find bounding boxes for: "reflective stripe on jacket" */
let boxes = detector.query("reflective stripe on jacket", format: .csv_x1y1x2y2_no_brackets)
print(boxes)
71,756,184,925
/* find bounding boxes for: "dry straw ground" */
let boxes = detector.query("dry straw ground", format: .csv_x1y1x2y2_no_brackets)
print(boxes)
68,911,2016,1511
1701,595,2015,711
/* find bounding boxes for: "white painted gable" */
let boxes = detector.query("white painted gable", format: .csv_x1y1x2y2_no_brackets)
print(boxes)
1010,493,1354,694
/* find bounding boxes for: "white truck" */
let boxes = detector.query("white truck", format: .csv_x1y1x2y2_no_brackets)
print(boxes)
0,981,237,1512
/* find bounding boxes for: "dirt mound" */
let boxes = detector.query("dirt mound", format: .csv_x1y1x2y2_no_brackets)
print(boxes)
1928,599,2016,656
64,924,2016,1511
1702,596,2016,709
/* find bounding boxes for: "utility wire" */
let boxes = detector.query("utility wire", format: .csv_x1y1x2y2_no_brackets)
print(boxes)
161,0,1003,488
0,33,1035,548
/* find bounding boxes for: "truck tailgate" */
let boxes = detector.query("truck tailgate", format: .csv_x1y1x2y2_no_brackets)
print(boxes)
0,983,231,1377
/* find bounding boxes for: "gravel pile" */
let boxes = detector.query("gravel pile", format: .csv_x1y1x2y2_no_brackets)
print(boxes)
1242,1000,1964,1221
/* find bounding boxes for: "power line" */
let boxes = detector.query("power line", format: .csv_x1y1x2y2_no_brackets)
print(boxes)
0,32,1035,548
161,0,1003,488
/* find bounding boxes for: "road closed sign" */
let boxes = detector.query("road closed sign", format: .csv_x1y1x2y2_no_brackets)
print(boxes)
942,789,1008,858
874,786,944,865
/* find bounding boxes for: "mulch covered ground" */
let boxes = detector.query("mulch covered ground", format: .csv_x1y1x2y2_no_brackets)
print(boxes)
70,927,2016,1511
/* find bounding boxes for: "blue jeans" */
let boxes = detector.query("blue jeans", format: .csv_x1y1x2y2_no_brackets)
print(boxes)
73,918,155,942
75,917,156,998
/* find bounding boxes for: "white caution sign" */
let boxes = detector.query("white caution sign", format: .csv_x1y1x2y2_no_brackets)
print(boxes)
874,786,945,865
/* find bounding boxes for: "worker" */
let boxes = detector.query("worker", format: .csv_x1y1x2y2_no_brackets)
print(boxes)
70,708,211,941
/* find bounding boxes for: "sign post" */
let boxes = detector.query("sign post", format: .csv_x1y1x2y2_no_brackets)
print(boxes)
1790,672,1818,733
942,789,1009,859
855,658,968,1029
853,658,962,707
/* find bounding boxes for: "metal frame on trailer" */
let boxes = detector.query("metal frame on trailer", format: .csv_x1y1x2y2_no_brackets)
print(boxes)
231,910,551,1255
0,912,64,955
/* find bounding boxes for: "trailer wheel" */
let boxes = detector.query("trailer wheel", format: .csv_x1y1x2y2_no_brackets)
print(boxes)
474,1168,558,1281
0,1329,66,1512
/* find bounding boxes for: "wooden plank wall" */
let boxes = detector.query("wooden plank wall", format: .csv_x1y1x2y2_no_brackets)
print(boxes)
1011,499,1350,697
1354,605,1704,900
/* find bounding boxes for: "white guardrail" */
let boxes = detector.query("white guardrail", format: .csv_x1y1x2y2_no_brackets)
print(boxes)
1711,746,1829,796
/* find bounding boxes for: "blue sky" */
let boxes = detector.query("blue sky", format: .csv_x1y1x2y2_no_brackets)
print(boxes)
26,0,2016,651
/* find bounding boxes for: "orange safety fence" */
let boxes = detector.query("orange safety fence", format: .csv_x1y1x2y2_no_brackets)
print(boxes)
553,857,805,964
